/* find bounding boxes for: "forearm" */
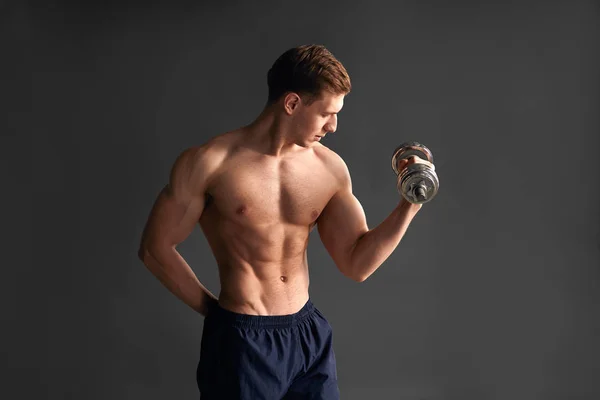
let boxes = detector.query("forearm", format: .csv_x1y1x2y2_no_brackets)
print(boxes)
139,246,217,316
347,200,422,281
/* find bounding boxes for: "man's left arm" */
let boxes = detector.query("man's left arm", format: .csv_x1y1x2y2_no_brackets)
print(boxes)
317,157,423,282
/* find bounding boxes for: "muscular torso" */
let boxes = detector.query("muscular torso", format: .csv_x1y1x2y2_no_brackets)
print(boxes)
199,131,339,315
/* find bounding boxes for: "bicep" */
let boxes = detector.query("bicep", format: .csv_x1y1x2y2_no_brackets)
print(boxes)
317,186,369,272
140,148,209,250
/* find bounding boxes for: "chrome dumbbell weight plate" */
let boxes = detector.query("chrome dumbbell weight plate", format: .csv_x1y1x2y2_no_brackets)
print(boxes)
391,142,433,174
391,142,439,204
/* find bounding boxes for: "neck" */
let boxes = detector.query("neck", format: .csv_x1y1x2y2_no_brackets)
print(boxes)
245,104,303,157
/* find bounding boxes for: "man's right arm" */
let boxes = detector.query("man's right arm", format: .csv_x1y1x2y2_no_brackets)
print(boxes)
138,145,219,316
317,152,423,282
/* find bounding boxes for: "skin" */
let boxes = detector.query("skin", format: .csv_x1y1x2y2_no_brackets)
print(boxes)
138,90,433,316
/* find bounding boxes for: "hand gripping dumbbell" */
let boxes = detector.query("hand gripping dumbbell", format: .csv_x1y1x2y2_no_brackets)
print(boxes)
391,142,439,204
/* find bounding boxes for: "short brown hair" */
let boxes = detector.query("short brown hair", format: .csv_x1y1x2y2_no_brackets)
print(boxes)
266,44,351,105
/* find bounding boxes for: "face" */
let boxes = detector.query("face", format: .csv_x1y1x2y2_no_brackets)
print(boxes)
284,91,345,146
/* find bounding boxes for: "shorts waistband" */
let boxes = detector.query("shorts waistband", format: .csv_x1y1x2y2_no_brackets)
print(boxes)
209,299,315,329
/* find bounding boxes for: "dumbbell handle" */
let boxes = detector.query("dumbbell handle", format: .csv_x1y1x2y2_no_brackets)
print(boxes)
415,185,426,201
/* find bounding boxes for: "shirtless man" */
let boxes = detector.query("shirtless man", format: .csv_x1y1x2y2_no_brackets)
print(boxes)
138,44,433,399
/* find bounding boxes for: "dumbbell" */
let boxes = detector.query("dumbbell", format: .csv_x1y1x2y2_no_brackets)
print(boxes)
391,142,439,204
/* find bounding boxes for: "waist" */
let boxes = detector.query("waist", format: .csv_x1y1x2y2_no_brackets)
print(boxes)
217,288,310,316
208,298,315,329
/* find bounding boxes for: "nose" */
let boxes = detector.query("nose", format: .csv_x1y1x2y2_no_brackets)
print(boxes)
325,115,337,133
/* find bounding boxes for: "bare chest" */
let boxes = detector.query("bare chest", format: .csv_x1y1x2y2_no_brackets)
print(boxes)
207,157,335,226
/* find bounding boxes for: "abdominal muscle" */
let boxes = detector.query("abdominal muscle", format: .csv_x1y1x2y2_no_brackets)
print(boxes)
200,218,313,316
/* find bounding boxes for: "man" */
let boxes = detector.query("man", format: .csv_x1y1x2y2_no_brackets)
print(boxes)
138,44,434,399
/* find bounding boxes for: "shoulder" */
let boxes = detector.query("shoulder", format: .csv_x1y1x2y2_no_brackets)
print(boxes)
171,132,234,182
313,144,351,186
178,131,237,166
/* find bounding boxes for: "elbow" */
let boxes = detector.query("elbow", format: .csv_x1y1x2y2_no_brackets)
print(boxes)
139,240,175,264
340,263,369,283
342,252,370,284
138,241,165,265
351,273,369,283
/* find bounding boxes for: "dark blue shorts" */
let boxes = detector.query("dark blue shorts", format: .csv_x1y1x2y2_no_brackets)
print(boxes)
196,299,339,399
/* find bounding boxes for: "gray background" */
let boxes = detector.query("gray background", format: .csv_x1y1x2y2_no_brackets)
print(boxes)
5,0,600,399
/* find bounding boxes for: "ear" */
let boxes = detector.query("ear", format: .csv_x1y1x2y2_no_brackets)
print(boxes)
283,92,301,115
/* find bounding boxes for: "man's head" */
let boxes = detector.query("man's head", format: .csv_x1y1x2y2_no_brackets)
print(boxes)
266,45,351,145
267,44,351,105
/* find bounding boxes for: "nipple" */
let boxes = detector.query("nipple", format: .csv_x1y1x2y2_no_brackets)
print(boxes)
280,276,288,283
236,205,247,215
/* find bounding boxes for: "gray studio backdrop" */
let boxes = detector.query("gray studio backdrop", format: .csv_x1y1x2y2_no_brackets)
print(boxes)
13,0,600,399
